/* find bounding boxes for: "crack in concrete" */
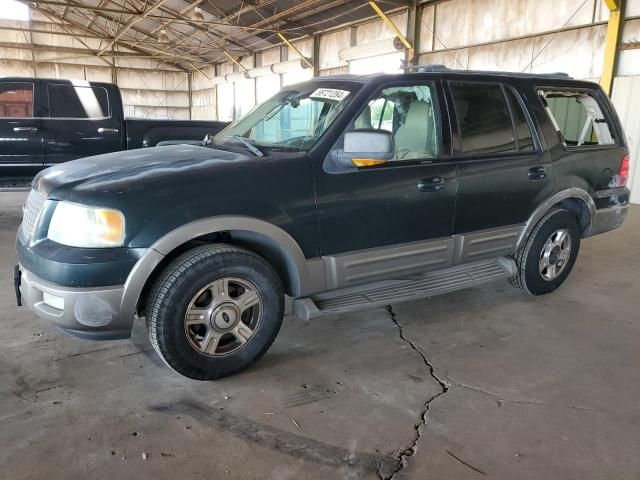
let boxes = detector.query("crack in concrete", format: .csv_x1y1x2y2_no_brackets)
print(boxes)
446,376,601,413
379,305,450,480
445,376,545,406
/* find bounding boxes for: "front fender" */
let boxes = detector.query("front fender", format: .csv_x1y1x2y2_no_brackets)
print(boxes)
119,216,325,324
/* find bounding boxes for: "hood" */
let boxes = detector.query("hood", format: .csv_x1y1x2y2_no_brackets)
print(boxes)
34,144,250,198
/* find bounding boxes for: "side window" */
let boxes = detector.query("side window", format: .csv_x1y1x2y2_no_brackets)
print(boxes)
357,97,394,132
538,89,614,147
352,84,439,160
505,88,535,152
0,82,33,118
450,83,521,155
48,84,110,119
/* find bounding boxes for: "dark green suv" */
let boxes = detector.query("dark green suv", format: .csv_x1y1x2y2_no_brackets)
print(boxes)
16,68,631,379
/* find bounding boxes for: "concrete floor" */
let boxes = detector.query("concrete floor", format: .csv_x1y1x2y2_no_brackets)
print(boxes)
1,191,639,480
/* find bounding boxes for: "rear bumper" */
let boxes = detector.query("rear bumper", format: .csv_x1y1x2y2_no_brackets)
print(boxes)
585,187,630,237
19,267,131,340
587,204,629,237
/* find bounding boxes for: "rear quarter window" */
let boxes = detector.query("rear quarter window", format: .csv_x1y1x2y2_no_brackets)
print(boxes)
538,88,615,148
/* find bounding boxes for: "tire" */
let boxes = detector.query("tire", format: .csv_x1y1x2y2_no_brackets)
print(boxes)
511,208,581,296
146,244,284,380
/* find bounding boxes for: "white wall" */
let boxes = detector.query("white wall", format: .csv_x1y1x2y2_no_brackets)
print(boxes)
612,76,640,203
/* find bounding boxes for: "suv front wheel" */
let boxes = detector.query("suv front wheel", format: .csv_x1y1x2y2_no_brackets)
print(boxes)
146,244,284,380
511,208,581,296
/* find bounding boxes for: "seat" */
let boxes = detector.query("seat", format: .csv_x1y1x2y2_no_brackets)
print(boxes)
354,105,372,130
394,100,431,159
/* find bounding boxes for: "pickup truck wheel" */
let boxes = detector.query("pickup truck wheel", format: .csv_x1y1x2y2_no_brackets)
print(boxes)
511,208,581,296
146,244,284,380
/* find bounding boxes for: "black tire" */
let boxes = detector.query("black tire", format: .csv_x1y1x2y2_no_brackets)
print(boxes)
511,208,581,296
146,244,284,380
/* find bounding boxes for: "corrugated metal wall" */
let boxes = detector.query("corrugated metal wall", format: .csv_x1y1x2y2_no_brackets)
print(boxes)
612,76,640,203
0,11,190,119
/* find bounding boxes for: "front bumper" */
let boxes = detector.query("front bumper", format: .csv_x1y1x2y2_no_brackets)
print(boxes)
19,266,131,340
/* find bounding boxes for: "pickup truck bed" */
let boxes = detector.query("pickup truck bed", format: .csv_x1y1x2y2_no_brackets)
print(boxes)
124,118,227,150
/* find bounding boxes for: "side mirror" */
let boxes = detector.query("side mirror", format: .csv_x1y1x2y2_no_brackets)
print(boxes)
332,130,394,168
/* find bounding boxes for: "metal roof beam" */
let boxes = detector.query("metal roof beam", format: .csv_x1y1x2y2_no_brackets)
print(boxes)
55,0,201,69
27,0,137,15
97,0,167,55
30,5,116,67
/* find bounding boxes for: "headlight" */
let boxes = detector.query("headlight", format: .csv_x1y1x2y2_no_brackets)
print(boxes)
48,202,125,248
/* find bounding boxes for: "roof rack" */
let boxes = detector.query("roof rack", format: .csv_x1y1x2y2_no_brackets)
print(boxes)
402,64,450,73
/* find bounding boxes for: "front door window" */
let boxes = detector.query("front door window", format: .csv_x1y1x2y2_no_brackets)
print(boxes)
352,84,439,160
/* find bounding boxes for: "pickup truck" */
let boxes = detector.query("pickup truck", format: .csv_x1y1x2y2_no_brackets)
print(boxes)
16,67,631,380
0,77,227,178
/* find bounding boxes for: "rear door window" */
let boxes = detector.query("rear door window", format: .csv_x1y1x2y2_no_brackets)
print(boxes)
48,84,110,119
449,82,535,156
505,87,535,152
538,89,614,147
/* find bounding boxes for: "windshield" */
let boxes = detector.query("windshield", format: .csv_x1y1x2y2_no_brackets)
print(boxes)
213,83,358,152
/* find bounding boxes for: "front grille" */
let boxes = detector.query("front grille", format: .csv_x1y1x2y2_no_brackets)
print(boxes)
19,189,47,242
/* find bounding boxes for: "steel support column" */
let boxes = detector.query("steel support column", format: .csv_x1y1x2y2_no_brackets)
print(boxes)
600,0,625,95
406,3,422,66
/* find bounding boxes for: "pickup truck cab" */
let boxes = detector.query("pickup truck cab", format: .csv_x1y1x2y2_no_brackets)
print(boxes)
0,77,227,178
16,67,631,380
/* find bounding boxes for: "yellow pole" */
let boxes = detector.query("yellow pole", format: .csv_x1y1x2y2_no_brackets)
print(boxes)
368,0,414,60
189,63,210,80
600,0,624,95
223,51,249,73
277,32,313,68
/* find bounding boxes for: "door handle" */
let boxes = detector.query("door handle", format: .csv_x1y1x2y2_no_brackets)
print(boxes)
98,127,119,134
13,127,38,132
528,166,547,181
417,177,445,192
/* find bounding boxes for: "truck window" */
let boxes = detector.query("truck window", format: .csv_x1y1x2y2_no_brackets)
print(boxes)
538,89,614,147
48,84,110,119
352,84,439,160
0,82,33,118
505,87,535,152
450,83,529,155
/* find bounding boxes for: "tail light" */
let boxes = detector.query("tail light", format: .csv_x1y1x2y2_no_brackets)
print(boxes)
616,154,630,187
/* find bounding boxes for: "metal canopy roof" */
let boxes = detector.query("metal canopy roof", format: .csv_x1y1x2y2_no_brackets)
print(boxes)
25,0,411,71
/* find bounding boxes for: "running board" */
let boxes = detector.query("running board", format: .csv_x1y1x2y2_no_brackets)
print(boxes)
292,257,516,320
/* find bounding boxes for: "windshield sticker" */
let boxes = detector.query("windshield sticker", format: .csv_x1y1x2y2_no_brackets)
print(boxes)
310,88,350,103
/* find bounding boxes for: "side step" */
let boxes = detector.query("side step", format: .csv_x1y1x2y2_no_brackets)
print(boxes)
292,257,516,320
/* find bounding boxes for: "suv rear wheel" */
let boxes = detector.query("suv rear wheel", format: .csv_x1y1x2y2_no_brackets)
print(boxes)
511,208,581,296
146,244,284,380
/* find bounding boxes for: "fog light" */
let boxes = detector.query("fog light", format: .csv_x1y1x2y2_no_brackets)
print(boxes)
42,292,64,311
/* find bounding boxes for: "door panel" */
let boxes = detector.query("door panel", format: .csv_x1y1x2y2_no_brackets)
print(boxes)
42,119,122,164
314,80,456,259
315,164,456,255
42,83,122,164
446,80,554,233
454,154,553,232
0,81,43,176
